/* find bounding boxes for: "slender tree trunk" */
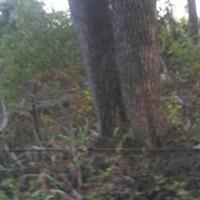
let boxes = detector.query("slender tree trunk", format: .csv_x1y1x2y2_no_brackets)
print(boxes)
110,0,169,146
69,0,127,141
187,0,199,44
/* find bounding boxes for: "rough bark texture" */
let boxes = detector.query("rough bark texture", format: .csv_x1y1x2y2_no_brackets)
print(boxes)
187,0,199,44
69,0,127,139
110,0,168,146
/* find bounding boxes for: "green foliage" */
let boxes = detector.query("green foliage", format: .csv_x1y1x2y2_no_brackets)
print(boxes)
159,9,200,140
159,13,200,78
0,192,7,200
0,177,22,199
0,0,80,107
165,101,190,131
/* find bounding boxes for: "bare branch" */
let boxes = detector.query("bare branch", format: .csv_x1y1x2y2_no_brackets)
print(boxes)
0,100,8,132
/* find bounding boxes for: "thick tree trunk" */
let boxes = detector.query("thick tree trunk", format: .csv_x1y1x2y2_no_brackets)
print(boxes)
110,0,168,146
187,0,199,43
69,0,127,140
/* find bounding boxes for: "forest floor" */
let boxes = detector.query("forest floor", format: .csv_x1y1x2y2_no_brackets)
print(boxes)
1,141,200,200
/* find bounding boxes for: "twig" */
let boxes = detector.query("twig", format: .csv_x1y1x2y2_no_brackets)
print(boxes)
0,100,8,132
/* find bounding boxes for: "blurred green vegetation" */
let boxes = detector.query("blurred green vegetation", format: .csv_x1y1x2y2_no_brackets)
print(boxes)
0,0,81,108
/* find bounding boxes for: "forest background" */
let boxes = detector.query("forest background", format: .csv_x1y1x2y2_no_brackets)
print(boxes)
0,0,200,199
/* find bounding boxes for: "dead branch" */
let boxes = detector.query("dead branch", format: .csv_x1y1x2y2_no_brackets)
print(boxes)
0,100,9,132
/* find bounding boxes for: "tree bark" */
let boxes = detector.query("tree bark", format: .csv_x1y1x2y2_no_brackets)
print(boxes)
110,0,169,146
69,0,127,140
187,0,199,44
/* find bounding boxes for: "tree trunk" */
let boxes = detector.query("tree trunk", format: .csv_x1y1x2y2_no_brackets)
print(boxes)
187,0,199,44
69,0,127,141
110,0,169,146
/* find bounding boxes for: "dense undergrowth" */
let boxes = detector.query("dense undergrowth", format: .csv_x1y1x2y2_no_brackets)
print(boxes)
0,0,200,199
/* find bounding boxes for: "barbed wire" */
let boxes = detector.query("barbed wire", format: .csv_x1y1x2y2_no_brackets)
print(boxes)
0,147,200,154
